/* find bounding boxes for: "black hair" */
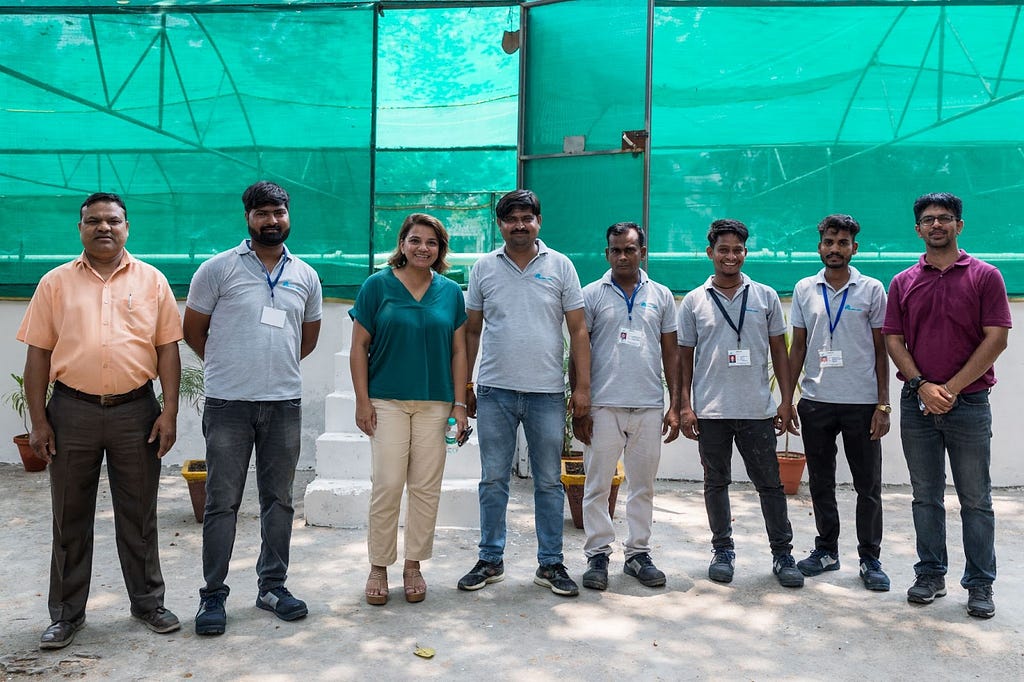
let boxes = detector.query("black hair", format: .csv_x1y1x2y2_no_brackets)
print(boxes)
913,192,962,222
707,218,748,247
606,221,645,247
242,181,290,212
817,214,860,239
495,189,541,221
81,192,126,218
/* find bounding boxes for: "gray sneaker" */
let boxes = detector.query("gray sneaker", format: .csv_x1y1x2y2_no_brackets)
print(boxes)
708,548,736,583
966,585,995,618
582,553,610,591
907,574,947,604
772,554,805,588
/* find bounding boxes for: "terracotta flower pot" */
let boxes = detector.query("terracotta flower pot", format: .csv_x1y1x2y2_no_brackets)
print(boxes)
777,450,806,495
14,434,47,472
181,459,207,523
561,459,625,529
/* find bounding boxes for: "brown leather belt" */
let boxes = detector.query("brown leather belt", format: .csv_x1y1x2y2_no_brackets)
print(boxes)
53,380,154,407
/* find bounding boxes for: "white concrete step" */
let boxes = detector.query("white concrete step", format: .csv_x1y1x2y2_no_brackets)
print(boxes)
315,432,482,479
303,477,480,529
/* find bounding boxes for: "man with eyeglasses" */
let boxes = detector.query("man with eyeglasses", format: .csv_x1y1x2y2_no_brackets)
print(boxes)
883,192,1011,619
458,189,591,597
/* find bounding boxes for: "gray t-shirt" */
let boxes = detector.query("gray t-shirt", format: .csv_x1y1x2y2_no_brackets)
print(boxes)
186,240,323,401
678,274,785,419
790,266,886,404
466,239,584,393
584,269,677,408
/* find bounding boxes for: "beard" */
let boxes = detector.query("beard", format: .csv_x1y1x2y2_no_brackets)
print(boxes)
249,225,290,246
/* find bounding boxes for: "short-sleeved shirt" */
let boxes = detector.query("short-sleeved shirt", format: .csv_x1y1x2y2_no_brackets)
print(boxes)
583,269,677,408
678,274,786,419
17,251,183,395
466,239,584,393
790,266,886,404
349,268,467,401
186,240,323,401
882,250,1011,393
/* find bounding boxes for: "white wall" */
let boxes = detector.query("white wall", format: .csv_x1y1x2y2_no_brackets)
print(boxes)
1,299,1020,486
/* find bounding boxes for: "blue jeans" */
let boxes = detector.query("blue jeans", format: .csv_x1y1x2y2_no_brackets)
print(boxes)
475,386,566,566
900,389,995,588
200,399,303,598
697,419,794,556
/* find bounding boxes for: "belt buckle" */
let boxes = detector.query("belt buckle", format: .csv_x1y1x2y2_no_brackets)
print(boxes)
100,394,117,407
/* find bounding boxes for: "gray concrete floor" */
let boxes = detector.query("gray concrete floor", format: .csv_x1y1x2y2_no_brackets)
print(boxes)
1,463,1022,681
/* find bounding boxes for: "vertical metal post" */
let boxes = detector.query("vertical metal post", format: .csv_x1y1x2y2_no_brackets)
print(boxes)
516,3,527,189
643,0,654,271
368,3,380,276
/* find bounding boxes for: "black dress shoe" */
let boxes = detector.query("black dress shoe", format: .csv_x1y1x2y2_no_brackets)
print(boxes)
39,616,85,650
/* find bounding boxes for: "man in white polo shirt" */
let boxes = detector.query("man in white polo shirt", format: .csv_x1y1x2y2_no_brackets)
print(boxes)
574,222,679,591
788,214,891,591
458,189,591,597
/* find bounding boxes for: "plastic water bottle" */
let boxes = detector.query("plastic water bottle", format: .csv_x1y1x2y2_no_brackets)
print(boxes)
445,417,458,457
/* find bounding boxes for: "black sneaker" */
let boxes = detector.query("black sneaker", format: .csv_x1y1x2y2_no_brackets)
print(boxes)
708,548,736,583
195,593,227,636
624,552,666,587
907,574,946,604
457,560,505,591
967,585,995,619
859,557,891,592
534,563,579,597
256,586,308,621
797,548,840,577
582,553,610,591
773,554,805,588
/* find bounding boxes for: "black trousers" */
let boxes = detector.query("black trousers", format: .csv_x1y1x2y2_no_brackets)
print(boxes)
797,399,883,561
46,388,165,622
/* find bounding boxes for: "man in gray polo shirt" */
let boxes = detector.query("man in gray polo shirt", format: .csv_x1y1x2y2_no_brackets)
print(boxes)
183,181,322,635
574,222,679,591
788,214,891,591
678,218,803,588
458,189,591,597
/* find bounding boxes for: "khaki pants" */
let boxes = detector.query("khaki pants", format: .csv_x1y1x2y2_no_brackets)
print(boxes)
367,399,451,566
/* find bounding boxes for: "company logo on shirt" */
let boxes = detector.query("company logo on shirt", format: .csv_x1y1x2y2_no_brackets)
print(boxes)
533,273,555,282
844,304,865,312
639,301,659,311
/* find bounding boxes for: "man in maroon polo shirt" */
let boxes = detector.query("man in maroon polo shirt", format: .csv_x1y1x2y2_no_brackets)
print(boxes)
883,192,1011,619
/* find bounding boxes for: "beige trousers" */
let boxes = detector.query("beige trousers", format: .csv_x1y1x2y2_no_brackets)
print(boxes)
367,399,451,566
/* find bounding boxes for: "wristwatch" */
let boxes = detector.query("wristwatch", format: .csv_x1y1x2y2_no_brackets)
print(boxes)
876,404,892,414
908,375,925,392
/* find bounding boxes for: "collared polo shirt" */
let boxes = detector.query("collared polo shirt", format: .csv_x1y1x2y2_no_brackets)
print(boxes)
466,239,584,393
584,269,677,408
883,249,1011,393
790,266,886,404
17,251,183,395
678,273,786,419
186,240,322,401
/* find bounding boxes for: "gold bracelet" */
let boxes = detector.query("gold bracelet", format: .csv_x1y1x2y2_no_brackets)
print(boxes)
466,382,475,390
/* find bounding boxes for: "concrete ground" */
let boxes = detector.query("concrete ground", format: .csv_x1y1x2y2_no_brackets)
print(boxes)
0,464,1022,681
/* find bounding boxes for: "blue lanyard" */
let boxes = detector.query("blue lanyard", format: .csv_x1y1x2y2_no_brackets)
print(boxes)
821,284,849,342
611,277,642,322
249,241,288,301
710,285,749,344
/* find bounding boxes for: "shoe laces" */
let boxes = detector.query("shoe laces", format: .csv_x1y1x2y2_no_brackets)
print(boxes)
970,585,993,598
201,593,226,610
775,554,797,569
808,548,835,561
589,554,609,569
546,563,570,579
712,549,735,563
860,557,882,572
629,553,654,568
268,586,294,599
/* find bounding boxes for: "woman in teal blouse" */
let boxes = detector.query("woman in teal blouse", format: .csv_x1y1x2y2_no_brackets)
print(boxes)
350,213,468,605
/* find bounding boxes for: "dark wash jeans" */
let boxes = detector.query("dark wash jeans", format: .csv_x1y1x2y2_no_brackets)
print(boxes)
200,398,302,598
900,389,995,588
697,418,794,556
797,399,883,560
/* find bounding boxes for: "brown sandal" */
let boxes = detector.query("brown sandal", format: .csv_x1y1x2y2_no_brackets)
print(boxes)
365,566,389,606
403,568,427,603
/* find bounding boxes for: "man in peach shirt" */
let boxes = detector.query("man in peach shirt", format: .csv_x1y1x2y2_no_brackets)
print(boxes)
16,192,183,650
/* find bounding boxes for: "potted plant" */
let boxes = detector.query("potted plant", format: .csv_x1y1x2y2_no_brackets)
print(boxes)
769,329,805,495
166,362,207,522
2,373,53,472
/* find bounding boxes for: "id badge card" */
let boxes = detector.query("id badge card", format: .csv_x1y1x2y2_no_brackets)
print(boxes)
260,306,287,328
618,327,644,347
818,349,844,368
728,349,751,367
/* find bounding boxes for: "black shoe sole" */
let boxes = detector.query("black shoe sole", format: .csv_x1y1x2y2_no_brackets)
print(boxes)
195,623,226,636
625,571,667,587
255,600,308,621
581,574,608,590
533,576,579,596
967,606,995,619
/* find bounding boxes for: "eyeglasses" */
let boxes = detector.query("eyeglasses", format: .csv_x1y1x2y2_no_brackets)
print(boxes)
500,215,537,226
917,214,958,227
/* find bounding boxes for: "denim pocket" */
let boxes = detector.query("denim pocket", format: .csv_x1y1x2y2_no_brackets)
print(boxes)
957,390,990,408
286,398,302,408
205,397,229,409
476,385,492,398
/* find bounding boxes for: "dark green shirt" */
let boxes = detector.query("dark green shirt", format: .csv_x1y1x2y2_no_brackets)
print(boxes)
350,268,467,401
